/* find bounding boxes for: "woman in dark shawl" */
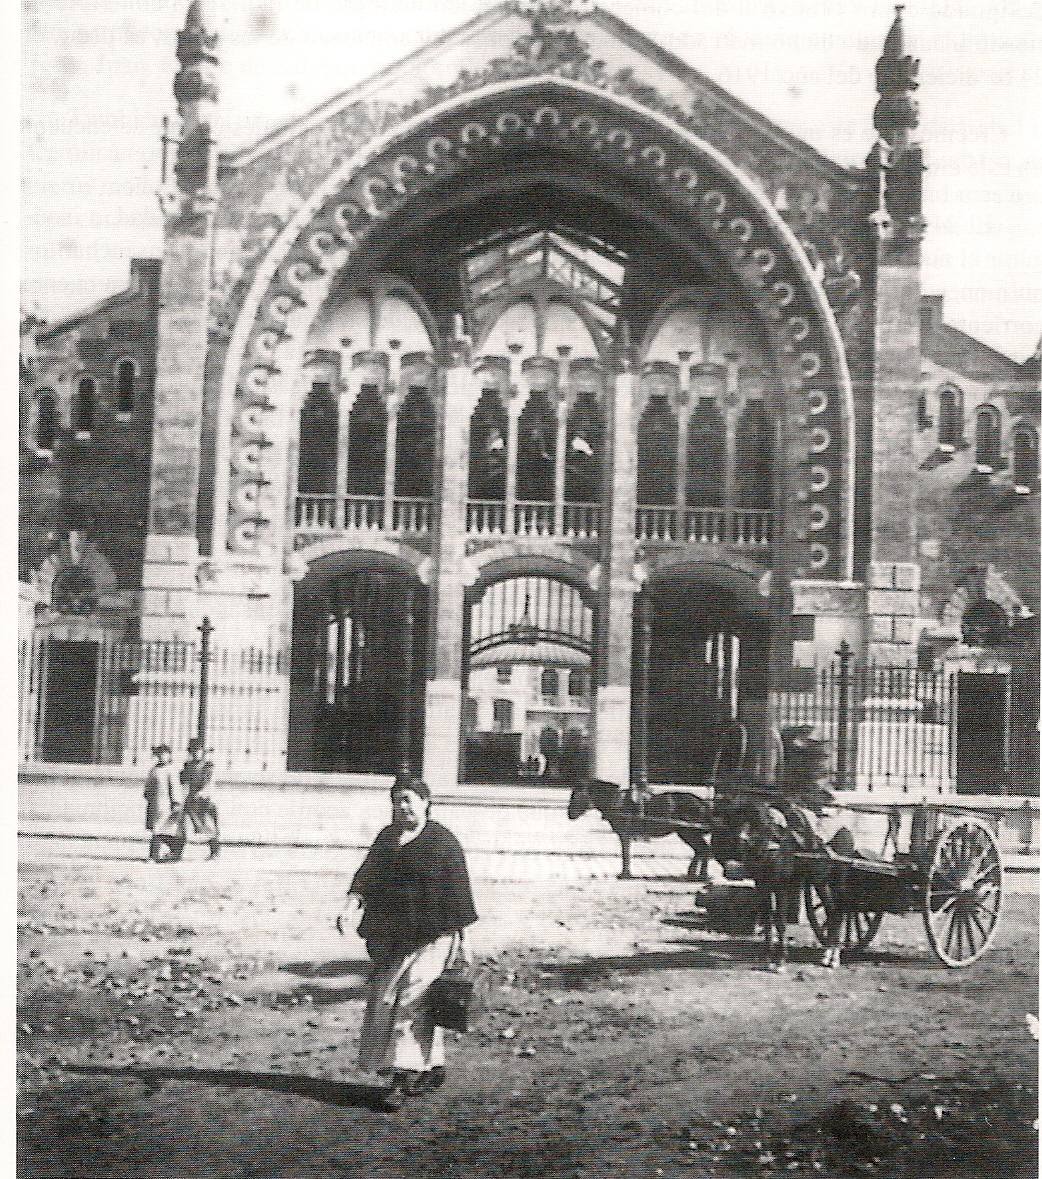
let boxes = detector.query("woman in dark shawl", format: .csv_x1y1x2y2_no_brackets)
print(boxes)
342,772,477,1110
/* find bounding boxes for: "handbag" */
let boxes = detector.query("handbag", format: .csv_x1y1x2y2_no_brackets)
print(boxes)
428,962,474,1033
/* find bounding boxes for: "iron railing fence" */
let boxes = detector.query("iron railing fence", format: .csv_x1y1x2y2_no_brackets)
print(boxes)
19,622,1032,795
19,625,289,770
774,652,957,793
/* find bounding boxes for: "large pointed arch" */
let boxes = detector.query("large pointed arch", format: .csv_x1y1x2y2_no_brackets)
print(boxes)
215,76,855,580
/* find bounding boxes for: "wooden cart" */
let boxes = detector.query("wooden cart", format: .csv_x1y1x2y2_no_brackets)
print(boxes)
798,802,1004,968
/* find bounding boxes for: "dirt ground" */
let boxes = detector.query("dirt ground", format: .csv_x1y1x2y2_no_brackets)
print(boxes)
16,837,1040,1178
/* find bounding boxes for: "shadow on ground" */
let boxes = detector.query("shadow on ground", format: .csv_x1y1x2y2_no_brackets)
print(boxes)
67,1063,388,1111
540,937,773,983
281,958,370,979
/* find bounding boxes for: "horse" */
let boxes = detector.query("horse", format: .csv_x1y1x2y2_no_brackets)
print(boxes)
567,778,712,881
718,795,851,969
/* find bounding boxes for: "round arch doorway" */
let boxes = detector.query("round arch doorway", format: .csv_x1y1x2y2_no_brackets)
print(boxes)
461,573,595,784
633,575,769,786
288,568,428,773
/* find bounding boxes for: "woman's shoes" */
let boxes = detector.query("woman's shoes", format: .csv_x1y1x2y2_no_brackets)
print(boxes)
381,1068,446,1109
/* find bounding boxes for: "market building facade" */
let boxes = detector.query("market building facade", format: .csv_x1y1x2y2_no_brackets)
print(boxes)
19,1,1040,792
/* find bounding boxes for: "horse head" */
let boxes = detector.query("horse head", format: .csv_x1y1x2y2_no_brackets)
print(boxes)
568,778,625,820
567,781,593,820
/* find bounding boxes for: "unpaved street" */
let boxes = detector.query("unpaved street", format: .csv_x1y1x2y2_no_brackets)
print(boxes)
17,838,1039,1178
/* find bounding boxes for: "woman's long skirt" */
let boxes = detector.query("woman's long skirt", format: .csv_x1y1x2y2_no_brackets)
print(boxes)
357,931,463,1076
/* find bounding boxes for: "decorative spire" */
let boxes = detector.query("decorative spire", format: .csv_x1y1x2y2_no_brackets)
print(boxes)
868,6,925,247
874,5,919,154
172,0,220,198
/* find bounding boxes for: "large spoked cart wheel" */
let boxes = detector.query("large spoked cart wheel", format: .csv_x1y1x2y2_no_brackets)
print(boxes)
923,817,1004,968
804,881,885,953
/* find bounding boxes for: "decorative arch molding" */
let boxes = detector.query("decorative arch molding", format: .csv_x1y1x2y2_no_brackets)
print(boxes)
641,550,770,615
473,278,610,360
216,76,855,580
33,534,122,614
312,272,443,358
939,564,1030,635
465,540,597,599
293,536,430,585
639,286,758,365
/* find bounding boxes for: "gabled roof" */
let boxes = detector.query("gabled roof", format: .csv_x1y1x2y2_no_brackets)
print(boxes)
923,320,1025,384
35,259,160,343
221,1,859,188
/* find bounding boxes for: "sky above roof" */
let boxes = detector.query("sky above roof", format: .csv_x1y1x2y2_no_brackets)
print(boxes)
20,0,1042,360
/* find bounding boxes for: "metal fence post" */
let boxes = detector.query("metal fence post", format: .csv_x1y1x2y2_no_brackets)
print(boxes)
633,589,652,801
399,583,415,774
835,640,853,790
197,616,213,748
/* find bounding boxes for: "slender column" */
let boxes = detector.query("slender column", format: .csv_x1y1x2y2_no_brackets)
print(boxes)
384,394,400,530
553,397,568,534
504,397,523,535
675,404,690,539
422,363,479,790
335,375,355,530
594,366,638,786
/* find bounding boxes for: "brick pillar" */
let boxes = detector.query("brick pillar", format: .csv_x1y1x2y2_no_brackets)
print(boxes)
141,203,216,640
867,197,924,665
593,368,637,786
422,363,479,791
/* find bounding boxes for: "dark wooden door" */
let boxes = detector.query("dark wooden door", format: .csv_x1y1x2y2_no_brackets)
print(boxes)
956,672,1009,794
42,641,98,763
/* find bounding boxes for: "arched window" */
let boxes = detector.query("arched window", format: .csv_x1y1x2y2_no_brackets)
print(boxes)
637,395,677,505
565,389,603,503
346,384,386,496
297,381,338,495
36,391,59,453
75,378,97,436
115,360,136,415
686,396,725,507
395,385,436,499
568,669,588,699
492,698,513,732
937,386,963,448
735,399,773,508
917,392,933,430
517,389,556,502
1013,428,1039,488
975,406,1001,470
468,388,508,500
540,668,560,701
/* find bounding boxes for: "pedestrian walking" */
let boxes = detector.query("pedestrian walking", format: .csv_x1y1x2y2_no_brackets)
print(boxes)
340,772,478,1111
180,737,221,859
144,744,177,862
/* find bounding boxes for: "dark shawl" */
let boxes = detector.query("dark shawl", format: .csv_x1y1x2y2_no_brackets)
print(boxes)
350,820,478,955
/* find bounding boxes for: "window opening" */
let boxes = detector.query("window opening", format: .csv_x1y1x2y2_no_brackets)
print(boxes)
686,396,726,507
36,392,59,452
116,360,136,414
938,388,963,448
975,407,1001,470
76,378,96,436
637,395,678,505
